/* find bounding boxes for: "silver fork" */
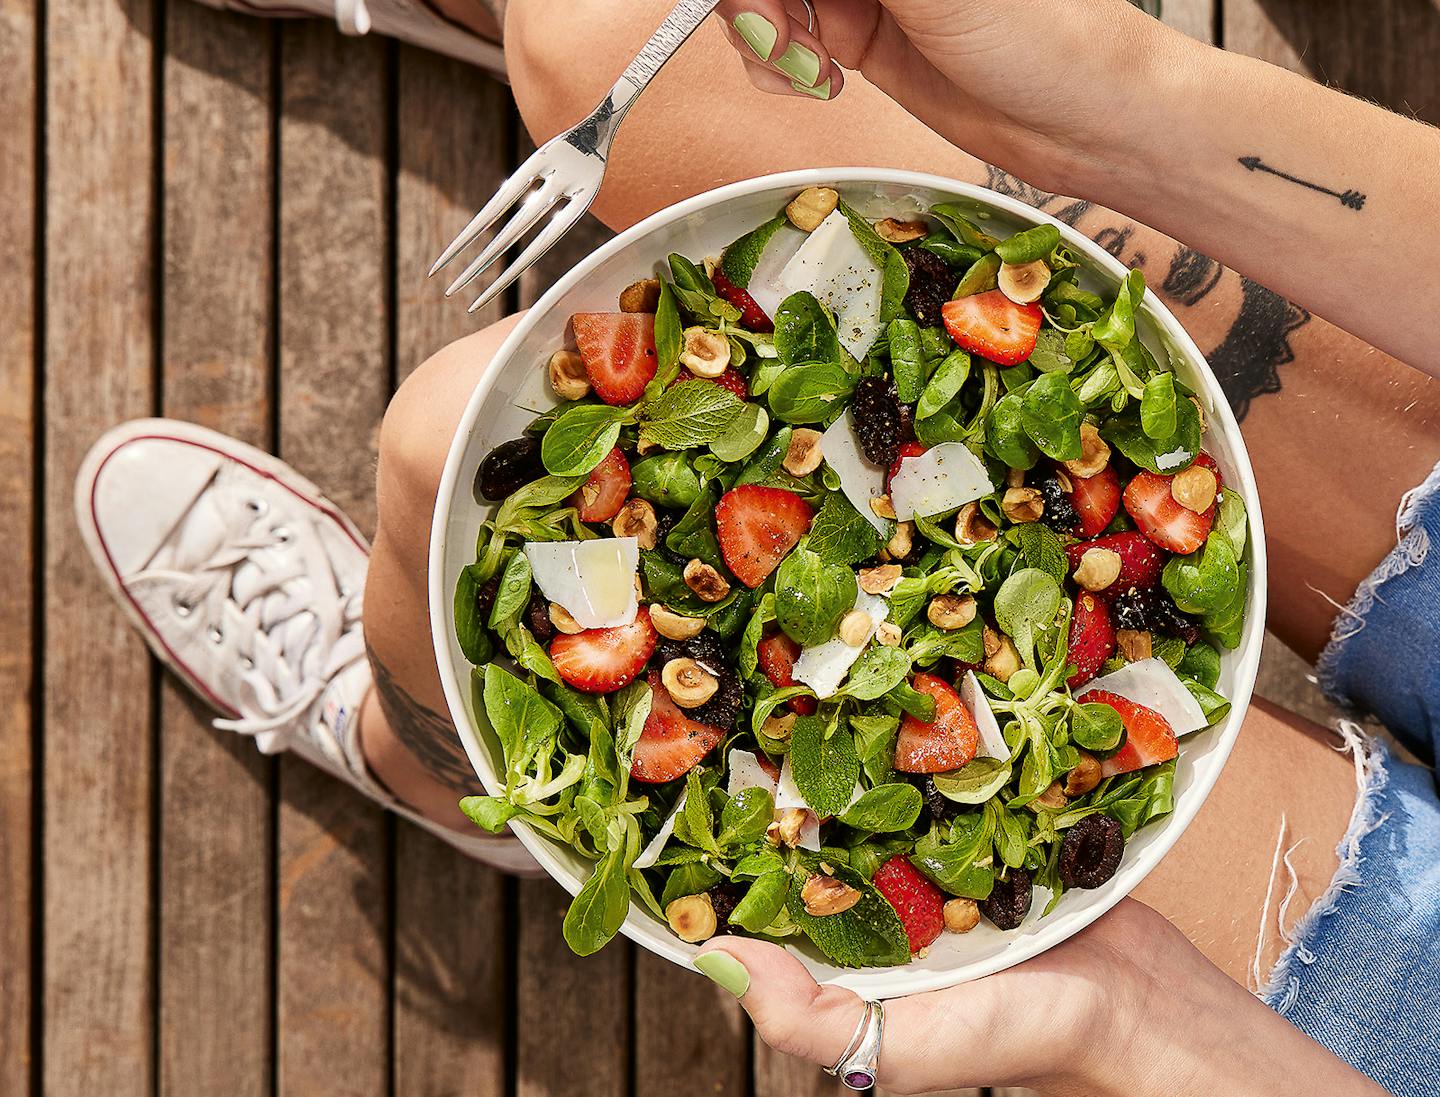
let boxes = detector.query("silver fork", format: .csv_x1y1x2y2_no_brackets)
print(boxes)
430,0,723,313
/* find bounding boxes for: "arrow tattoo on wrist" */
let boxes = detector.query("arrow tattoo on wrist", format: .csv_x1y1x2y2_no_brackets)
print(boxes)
1239,156,1367,210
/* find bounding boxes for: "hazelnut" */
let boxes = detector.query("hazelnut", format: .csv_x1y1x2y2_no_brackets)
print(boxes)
681,327,731,378
858,564,903,595
983,627,1021,683
998,259,1051,305
1073,547,1122,592
1005,466,1027,489
869,494,897,520
943,898,981,934
1028,781,1068,812
838,609,873,648
1190,395,1206,432
547,349,590,401
955,503,998,546
782,427,824,476
768,807,808,848
636,436,662,457
1002,486,1044,524
1064,752,1103,797
1063,422,1111,480
650,604,707,641
1053,467,1074,493
875,217,928,243
927,593,977,631
800,873,862,916
665,893,717,943
1117,628,1153,662
885,520,914,558
876,622,903,647
785,186,839,232
683,559,731,603
619,278,661,313
761,710,797,741
611,497,658,549
662,657,719,708
1171,465,1218,513
548,603,584,635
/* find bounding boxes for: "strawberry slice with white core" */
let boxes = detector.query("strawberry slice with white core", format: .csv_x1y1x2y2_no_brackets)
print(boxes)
715,484,814,588
941,290,1042,366
1066,592,1116,690
1076,688,1179,778
1123,468,1215,554
894,673,980,773
1067,463,1121,538
572,312,657,406
570,447,631,523
630,671,727,784
550,606,657,694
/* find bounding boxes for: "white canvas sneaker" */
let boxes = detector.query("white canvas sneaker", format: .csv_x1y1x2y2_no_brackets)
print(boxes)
76,419,538,875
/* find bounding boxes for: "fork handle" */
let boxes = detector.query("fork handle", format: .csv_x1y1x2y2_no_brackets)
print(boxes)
565,0,723,162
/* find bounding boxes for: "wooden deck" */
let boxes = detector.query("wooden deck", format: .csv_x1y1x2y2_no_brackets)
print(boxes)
4,1,1436,1095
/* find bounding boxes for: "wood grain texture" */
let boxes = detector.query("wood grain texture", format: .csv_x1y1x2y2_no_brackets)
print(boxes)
42,0,158,1091
276,22,393,1097
391,46,511,1097
0,0,35,1086
1157,0,1216,44
158,6,275,1094
634,950,747,1097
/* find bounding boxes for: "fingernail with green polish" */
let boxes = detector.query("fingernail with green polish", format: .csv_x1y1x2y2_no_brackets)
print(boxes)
792,77,831,100
774,41,820,86
694,951,750,998
732,12,778,61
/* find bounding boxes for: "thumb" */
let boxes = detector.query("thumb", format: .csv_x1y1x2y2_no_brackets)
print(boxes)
694,936,867,1068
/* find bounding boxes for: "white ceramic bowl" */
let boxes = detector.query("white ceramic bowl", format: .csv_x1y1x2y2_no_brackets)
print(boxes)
429,168,1267,996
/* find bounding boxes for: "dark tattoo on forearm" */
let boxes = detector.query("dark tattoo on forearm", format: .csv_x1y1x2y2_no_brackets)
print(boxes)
983,165,1092,227
1239,156,1367,211
366,640,483,796
1207,277,1312,421
1162,246,1224,306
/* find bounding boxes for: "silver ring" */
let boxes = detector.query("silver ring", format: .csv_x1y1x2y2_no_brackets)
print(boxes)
798,0,816,34
823,999,884,1091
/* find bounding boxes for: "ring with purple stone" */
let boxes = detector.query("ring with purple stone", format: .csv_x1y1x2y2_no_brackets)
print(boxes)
823,999,885,1092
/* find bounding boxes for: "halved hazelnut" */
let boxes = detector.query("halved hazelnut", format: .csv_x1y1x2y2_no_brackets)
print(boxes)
838,610,872,648
611,497,658,549
998,259,1051,305
1073,547,1122,592
983,627,1021,683
662,657,719,708
650,604,707,641
548,603,584,635
681,327,731,378
1171,465,1218,513
1002,486,1044,523
768,807,808,847
1063,422,1111,480
762,711,797,741
1116,628,1153,662
683,559,731,603
875,217,928,243
955,503,998,546
886,519,914,558
876,622,903,647
1028,781,1068,812
619,278,661,314
870,494,897,520
800,873,861,916
1064,752,1103,797
666,893,717,943
786,186,839,232
783,427,824,476
858,564,903,595
927,593,977,631
1190,395,1206,432
943,898,981,934
547,349,590,401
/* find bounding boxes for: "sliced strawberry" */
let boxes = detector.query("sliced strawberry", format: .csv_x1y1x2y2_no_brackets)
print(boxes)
569,447,631,523
895,673,979,774
756,754,782,784
631,671,727,783
1076,689,1179,778
708,367,749,400
711,269,775,333
549,607,657,695
756,631,817,715
1066,463,1121,538
873,856,945,953
572,312,658,406
888,441,928,487
1065,531,1167,596
1123,470,1215,555
1066,592,1116,690
941,290,1042,367
715,484,814,588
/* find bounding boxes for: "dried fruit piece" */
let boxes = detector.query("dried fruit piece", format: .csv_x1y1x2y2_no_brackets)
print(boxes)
979,867,1033,930
475,436,544,502
851,377,902,467
903,247,954,327
1058,814,1125,889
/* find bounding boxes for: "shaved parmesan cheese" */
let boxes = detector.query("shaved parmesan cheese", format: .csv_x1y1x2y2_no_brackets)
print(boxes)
962,671,1010,760
890,442,994,521
1086,657,1209,735
778,209,884,359
632,792,684,870
524,537,639,629
793,590,890,699
820,413,888,534
796,811,822,851
1155,446,1191,472
743,223,810,320
727,749,779,797
774,755,806,810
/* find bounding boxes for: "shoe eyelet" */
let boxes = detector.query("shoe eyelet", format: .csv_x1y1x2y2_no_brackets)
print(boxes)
246,499,268,516
240,655,254,669
273,526,291,545
208,626,224,644
174,598,194,618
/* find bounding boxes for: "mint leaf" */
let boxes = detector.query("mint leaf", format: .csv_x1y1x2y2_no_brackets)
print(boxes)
807,491,884,566
788,861,910,967
790,716,860,816
639,379,744,450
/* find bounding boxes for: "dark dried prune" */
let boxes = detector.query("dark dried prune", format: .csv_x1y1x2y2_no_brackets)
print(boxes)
1058,813,1125,889
906,774,953,823
475,436,544,502
1112,587,1200,645
979,867,1033,930
903,247,954,327
708,882,745,934
851,377,901,468
1032,472,1080,534
525,592,555,643
655,632,743,731
474,574,502,621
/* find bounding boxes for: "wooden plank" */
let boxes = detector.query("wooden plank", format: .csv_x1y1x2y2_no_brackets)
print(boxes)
157,6,275,1095
276,22,392,1097
634,949,748,1097
42,0,157,1090
753,1037,849,1097
0,0,36,1085
1157,0,1215,44
391,46,511,1097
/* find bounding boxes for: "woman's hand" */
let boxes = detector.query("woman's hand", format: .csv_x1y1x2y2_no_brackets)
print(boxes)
694,897,1390,1096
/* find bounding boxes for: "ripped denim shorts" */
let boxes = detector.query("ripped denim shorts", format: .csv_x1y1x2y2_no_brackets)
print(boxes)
1263,463,1440,1097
